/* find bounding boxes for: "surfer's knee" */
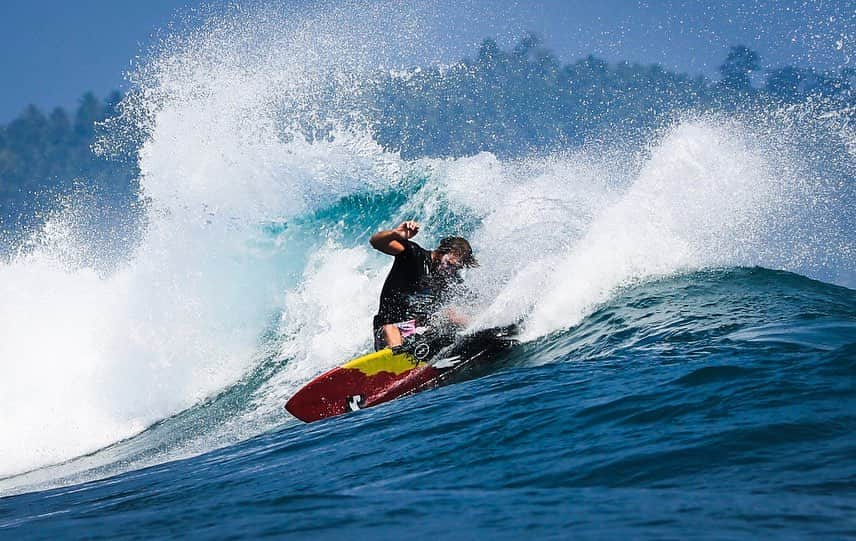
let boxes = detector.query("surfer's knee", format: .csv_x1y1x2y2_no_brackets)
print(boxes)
381,324,403,348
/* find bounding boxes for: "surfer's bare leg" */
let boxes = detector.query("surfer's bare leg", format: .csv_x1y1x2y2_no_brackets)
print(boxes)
382,324,403,348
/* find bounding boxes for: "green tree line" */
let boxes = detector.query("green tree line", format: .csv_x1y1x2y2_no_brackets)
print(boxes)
370,38,853,158
0,91,139,251
1,38,852,252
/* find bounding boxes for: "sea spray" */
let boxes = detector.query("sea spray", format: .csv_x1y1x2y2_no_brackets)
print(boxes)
405,115,854,338
0,3,411,478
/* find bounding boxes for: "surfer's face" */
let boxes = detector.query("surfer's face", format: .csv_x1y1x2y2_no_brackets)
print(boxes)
437,252,464,275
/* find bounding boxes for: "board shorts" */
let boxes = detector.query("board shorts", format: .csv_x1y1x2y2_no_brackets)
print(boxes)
373,319,423,351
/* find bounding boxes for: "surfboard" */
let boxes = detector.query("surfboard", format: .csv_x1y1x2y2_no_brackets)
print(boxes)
285,325,518,423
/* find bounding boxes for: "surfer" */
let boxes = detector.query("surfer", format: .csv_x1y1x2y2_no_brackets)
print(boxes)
370,221,478,350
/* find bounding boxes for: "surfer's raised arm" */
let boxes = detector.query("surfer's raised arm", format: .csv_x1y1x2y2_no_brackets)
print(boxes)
370,221,420,256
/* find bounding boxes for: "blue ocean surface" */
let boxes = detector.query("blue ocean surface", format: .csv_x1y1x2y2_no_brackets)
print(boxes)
2,268,855,539
1,3,855,540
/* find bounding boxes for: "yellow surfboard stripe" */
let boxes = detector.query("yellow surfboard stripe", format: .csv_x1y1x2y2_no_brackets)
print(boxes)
341,348,423,376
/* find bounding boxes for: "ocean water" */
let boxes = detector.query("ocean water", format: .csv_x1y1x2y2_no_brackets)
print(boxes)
1,3,854,539
2,269,855,539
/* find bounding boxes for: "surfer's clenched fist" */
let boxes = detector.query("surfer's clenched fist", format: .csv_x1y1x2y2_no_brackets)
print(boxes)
394,220,420,240
370,221,421,256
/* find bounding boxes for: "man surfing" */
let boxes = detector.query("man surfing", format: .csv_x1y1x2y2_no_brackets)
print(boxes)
370,221,478,350
284,223,516,423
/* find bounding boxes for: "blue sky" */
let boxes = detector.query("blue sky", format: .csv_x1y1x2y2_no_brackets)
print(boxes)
1,0,851,122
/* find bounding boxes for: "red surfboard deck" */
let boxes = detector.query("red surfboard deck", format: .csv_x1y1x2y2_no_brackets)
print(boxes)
285,325,520,423
285,348,442,422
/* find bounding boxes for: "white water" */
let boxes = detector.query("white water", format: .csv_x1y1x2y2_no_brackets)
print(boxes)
2,2,853,492
0,3,407,480
407,116,853,339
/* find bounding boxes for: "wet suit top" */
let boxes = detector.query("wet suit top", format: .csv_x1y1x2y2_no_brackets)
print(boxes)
373,240,447,329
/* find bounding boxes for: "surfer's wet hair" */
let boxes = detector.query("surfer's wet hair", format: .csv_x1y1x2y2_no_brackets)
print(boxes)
436,237,478,268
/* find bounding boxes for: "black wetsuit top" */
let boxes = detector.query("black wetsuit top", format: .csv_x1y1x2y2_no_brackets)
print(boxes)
374,241,443,328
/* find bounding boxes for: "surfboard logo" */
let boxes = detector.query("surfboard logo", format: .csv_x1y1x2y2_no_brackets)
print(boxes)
413,342,430,360
346,394,365,411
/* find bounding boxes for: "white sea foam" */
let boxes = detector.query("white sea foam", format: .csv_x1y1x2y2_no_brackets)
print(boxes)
413,116,853,338
0,3,406,481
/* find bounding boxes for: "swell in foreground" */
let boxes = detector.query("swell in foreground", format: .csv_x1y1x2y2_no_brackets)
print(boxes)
2,269,855,539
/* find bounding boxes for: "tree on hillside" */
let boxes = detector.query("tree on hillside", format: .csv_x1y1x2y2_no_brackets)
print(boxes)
766,66,852,101
0,93,139,250
74,92,103,139
719,46,760,90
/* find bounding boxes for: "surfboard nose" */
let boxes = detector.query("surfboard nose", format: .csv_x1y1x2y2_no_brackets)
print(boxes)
285,375,351,422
